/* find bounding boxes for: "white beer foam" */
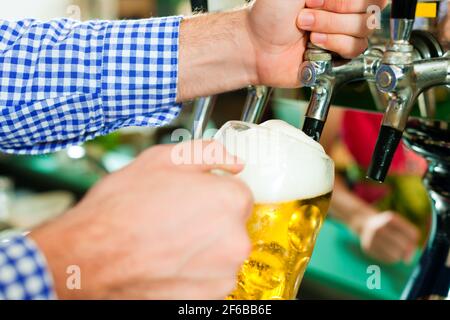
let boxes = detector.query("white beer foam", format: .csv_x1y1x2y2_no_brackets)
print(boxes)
215,120,334,203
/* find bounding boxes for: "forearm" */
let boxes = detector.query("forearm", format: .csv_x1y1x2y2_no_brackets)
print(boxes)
330,175,377,235
177,8,257,101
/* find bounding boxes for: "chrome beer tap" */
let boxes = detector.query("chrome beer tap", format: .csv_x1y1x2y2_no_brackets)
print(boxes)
241,85,272,123
299,43,385,141
190,0,217,139
368,0,450,182
240,0,271,124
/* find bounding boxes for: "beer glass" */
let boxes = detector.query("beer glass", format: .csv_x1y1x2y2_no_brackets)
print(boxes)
214,120,335,300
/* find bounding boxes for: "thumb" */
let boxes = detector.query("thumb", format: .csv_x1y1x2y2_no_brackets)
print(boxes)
169,140,245,174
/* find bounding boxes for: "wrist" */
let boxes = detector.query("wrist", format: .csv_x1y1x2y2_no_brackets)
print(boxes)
29,209,93,300
29,222,71,299
177,8,257,101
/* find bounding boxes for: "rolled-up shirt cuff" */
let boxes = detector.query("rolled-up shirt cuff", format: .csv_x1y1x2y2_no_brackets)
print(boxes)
101,16,183,134
0,231,56,300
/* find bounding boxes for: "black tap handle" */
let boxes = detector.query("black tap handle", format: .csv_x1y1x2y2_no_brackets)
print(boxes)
367,126,403,183
190,0,208,12
302,117,325,142
391,0,419,19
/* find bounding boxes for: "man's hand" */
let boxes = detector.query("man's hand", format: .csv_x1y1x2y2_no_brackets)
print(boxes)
29,141,253,299
358,211,420,264
178,0,387,100
249,0,387,87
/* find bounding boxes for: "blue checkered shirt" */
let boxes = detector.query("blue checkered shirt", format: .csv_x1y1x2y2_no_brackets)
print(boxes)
0,16,183,299
0,231,55,299
0,16,182,154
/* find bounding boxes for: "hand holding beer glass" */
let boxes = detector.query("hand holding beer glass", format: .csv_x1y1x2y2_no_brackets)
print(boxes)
215,120,334,300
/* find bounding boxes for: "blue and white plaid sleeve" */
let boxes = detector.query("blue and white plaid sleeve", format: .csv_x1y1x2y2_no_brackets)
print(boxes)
0,16,182,155
0,232,55,300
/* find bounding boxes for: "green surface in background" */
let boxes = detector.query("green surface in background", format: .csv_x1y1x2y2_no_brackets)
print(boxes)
305,218,419,300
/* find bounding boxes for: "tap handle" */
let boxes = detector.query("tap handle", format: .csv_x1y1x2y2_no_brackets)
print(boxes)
190,0,208,12
303,117,324,142
367,126,403,182
390,0,418,19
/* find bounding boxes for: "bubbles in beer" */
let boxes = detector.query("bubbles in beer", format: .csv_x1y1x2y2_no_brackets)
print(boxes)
288,204,322,252
242,243,286,290
215,120,334,300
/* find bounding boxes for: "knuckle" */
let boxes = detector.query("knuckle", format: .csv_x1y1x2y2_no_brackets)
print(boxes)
334,0,349,13
384,211,396,221
321,13,333,31
230,181,254,214
141,144,170,163
343,38,367,58
209,179,250,218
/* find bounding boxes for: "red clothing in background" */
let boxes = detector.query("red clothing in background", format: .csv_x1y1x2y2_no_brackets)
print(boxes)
341,110,428,175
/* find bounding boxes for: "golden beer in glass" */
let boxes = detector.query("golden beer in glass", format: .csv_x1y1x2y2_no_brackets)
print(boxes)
215,120,334,300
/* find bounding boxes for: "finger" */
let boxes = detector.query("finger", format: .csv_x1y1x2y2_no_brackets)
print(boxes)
305,0,388,14
382,225,419,262
217,175,255,222
387,214,421,243
179,222,251,279
376,227,420,264
368,237,404,264
377,228,414,260
298,9,373,38
361,225,404,263
310,33,368,58
384,224,419,247
378,229,409,250
159,140,245,174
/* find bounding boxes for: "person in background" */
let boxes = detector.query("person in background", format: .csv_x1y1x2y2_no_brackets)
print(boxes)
0,0,386,300
321,108,430,264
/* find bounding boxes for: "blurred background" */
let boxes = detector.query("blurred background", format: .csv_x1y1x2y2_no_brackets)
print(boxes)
0,0,449,300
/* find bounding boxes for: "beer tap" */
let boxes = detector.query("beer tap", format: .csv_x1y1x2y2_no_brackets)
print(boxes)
240,0,272,124
241,85,272,123
368,0,450,182
299,44,384,141
190,0,217,139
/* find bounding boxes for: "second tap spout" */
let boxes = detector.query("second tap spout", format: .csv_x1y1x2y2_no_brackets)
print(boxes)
369,45,449,182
